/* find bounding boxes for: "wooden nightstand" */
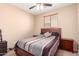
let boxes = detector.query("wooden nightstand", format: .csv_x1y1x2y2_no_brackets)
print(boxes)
0,41,7,53
33,35,38,37
60,38,74,52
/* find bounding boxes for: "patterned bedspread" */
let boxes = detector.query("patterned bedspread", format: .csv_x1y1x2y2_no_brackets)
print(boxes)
16,35,59,56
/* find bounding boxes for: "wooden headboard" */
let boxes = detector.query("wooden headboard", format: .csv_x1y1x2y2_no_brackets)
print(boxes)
41,28,61,40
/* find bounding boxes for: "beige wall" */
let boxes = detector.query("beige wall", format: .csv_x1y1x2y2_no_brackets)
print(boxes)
77,4,79,45
34,4,78,42
0,4,35,48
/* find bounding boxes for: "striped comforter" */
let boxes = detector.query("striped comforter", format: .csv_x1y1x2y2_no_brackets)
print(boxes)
17,35,59,56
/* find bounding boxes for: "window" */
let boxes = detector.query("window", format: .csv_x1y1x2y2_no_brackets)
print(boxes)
44,13,58,28
44,16,51,28
51,14,58,27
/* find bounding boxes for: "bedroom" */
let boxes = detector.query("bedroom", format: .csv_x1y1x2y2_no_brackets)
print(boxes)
0,3,79,56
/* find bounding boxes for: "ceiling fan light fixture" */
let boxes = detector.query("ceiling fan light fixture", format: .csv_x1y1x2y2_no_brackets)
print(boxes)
40,4,44,10
36,4,40,10
29,3,52,10
36,3,44,10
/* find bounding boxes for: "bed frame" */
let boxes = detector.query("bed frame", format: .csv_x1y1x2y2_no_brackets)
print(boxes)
14,28,61,56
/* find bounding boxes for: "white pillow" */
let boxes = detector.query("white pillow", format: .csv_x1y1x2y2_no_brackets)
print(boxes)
44,32,51,38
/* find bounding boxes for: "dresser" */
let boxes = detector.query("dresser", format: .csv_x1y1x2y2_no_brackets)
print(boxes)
0,41,7,53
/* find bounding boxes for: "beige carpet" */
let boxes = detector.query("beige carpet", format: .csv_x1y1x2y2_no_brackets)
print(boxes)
4,49,79,56
56,49,79,56
4,50,16,56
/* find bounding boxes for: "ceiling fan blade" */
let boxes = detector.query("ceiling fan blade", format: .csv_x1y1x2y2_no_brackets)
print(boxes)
43,3,52,6
29,5,36,9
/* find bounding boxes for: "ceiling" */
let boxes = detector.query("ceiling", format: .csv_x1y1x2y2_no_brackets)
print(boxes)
11,3,73,15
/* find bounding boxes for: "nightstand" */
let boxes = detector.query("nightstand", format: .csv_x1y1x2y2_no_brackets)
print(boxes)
0,41,7,53
33,35,38,37
60,38,74,52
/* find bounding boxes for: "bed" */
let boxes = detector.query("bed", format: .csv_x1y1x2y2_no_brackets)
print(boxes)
14,28,61,56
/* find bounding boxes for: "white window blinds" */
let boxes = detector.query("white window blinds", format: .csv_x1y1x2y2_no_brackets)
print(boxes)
44,13,58,28
51,15,58,27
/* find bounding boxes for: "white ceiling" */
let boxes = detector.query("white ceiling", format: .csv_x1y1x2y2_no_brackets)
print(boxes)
11,3,73,15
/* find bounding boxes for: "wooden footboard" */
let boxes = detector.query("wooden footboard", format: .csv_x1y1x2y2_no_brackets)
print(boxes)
14,44,33,56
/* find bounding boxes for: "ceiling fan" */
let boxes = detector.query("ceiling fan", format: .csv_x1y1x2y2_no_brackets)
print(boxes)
29,3,52,10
